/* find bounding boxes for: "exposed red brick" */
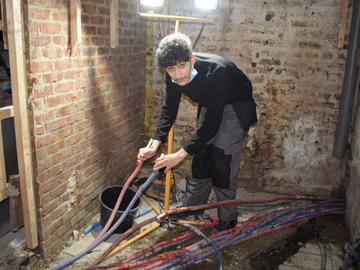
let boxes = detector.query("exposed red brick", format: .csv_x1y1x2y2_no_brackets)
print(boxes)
46,95,64,107
43,73,63,83
40,23,62,34
54,81,73,93
30,62,52,73
36,133,56,149
30,0,146,258
42,47,64,58
64,70,81,79
47,140,65,155
56,104,74,117
30,9,50,20
53,11,68,21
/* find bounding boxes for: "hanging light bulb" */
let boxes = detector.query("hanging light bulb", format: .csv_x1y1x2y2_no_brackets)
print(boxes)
194,0,218,10
139,0,164,13
140,0,164,8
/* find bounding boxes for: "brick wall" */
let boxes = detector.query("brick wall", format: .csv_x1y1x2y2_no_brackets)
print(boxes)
148,0,346,196
26,0,145,256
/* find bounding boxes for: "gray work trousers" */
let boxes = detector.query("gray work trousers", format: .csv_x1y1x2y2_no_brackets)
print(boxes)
183,104,244,222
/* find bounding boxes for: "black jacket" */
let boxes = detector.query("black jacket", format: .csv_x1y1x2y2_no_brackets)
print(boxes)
154,53,257,155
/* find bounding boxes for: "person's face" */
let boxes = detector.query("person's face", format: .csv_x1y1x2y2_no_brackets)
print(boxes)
166,56,195,86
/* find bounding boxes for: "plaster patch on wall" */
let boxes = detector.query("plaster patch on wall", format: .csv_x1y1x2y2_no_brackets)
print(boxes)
283,115,327,167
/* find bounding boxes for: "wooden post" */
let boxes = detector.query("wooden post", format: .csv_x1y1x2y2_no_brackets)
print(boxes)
70,0,81,54
110,0,119,48
6,0,38,248
338,0,349,49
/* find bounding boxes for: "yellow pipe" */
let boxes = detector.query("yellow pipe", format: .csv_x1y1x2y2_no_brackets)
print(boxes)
164,126,174,212
164,21,180,212
132,185,160,214
107,223,161,258
177,219,205,226
141,193,160,215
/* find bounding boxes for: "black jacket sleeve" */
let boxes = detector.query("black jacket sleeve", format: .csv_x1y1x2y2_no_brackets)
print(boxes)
183,68,228,155
153,81,181,143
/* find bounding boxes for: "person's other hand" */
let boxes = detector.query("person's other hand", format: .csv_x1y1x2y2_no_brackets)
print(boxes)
153,149,188,172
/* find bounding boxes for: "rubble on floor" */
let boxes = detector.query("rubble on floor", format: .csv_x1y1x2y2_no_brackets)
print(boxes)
278,241,343,270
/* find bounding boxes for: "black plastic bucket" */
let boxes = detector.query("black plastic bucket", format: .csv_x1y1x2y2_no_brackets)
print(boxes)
100,186,141,234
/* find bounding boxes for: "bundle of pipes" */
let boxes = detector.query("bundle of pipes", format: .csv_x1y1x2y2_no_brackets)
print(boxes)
88,199,344,270
52,163,345,270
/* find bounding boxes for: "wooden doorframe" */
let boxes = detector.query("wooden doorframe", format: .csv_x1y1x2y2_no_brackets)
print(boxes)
5,0,38,249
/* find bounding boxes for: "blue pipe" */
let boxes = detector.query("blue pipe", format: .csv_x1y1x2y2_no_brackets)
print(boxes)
167,204,345,269
181,209,345,268
52,171,159,270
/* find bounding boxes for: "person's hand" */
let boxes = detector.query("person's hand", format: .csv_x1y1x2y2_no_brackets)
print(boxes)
137,139,161,164
153,148,188,172
137,146,157,164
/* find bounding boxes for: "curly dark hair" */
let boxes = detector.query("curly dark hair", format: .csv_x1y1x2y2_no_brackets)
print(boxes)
156,33,192,68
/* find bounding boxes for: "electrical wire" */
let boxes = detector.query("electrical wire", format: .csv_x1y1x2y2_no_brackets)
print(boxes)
180,223,223,270
192,23,205,50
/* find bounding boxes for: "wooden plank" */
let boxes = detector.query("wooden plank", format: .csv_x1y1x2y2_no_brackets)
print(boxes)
0,122,8,201
110,0,119,48
70,0,81,55
0,105,14,120
1,0,8,49
9,175,24,232
338,0,349,49
6,0,38,249
138,12,214,23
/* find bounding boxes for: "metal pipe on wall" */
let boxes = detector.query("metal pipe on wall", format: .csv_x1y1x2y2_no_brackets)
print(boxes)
333,0,360,159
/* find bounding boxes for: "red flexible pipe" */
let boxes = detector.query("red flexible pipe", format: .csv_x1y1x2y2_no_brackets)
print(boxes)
122,217,219,264
167,207,345,269
85,216,157,269
157,195,323,221
91,197,340,269
136,205,345,269
179,211,345,267
90,219,219,270
135,211,282,270
95,163,142,241
87,195,324,269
